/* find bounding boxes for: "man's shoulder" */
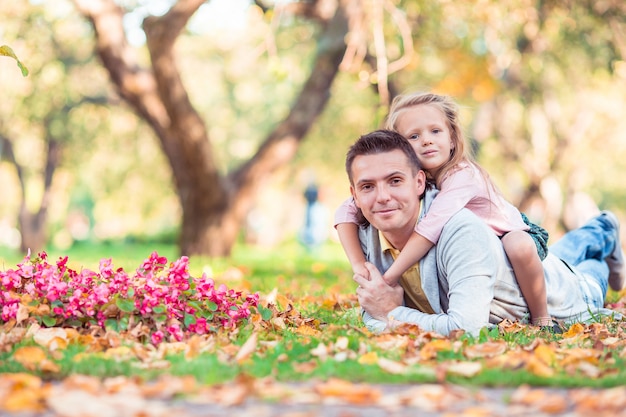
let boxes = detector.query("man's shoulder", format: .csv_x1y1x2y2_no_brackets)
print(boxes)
444,208,489,229
440,208,498,245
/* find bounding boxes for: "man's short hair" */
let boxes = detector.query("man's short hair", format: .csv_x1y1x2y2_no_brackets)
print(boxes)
345,129,422,185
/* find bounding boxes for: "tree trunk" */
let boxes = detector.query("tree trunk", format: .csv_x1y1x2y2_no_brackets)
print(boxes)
73,0,350,257
1,136,59,253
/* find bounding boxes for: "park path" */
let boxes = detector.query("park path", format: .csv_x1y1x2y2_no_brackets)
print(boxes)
3,379,625,417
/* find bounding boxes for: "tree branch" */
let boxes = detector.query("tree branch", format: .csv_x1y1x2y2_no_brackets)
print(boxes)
230,1,350,195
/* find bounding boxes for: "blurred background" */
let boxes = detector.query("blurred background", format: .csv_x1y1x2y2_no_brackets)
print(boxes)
1,0,625,263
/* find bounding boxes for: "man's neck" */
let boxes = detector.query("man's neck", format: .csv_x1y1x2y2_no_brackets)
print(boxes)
383,227,415,251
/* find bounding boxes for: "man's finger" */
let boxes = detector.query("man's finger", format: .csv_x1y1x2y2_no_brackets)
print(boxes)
364,262,383,281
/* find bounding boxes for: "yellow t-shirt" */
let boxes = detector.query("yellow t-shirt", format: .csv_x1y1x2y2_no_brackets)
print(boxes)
379,232,435,314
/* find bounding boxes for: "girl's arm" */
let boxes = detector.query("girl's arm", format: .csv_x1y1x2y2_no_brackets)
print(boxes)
416,166,483,244
336,222,367,277
382,232,433,285
334,197,367,277
385,166,482,284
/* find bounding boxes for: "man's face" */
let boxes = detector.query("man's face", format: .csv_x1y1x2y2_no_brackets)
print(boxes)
350,149,425,236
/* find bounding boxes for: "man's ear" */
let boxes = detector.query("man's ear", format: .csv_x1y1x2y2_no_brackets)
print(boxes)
415,170,426,194
350,185,360,208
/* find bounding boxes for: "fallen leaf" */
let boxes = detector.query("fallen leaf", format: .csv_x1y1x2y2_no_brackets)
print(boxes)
33,328,69,351
315,378,381,404
377,357,407,374
358,351,378,365
533,343,556,366
420,339,452,361
235,332,258,363
15,304,29,324
563,322,585,338
12,346,48,370
464,341,507,359
445,361,483,377
0,373,45,412
526,355,555,377
295,325,321,337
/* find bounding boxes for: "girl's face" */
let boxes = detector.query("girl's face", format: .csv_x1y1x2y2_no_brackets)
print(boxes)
395,104,454,176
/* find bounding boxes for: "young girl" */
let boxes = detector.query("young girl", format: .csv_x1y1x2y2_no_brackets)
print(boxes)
336,92,555,329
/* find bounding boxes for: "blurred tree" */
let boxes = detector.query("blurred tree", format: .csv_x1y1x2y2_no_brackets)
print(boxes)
387,0,626,232
71,0,357,256
0,3,111,252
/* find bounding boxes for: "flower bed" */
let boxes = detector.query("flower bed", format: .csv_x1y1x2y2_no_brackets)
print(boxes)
0,251,259,345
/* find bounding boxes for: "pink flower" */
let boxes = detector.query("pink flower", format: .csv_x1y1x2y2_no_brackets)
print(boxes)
151,330,164,345
167,324,184,342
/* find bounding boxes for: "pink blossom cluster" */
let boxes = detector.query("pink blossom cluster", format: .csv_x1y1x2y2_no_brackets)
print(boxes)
0,251,259,345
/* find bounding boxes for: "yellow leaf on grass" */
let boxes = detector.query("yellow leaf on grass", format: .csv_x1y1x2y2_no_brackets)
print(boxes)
358,351,378,365
526,355,554,377
559,347,599,366
103,346,135,361
13,346,47,370
295,325,321,337
533,344,556,366
420,339,452,360
563,322,585,338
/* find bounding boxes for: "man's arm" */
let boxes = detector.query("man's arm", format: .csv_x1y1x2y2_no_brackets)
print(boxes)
360,210,500,336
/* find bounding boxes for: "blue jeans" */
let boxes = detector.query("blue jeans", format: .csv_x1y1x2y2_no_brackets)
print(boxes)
549,213,616,306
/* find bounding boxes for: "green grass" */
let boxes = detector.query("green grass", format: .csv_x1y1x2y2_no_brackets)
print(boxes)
1,239,625,389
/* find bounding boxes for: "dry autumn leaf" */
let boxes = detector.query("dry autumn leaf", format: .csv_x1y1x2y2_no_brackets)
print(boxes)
12,346,48,370
445,361,483,378
315,378,381,404
563,322,586,338
464,341,507,359
0,373,44,412
420,339,452,361
33,327,69,351
377,357,407,374
235,332,258,363
358,351,378,365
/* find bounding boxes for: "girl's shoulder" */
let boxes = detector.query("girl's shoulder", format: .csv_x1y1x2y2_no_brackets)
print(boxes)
442,162,480,181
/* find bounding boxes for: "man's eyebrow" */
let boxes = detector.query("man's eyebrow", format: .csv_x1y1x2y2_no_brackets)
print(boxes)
355,170,406,186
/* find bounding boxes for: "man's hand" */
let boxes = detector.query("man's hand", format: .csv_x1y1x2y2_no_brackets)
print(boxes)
354,262,404,322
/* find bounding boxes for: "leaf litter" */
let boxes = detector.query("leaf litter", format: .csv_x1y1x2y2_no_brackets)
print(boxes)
0,260,626,416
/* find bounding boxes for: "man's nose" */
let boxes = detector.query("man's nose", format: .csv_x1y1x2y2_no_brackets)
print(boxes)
376,185,391,202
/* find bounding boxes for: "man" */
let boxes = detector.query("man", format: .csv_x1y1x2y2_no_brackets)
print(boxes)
347,130,624,335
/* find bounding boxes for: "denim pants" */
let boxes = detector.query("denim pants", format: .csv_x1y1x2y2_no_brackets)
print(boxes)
549,214,616,307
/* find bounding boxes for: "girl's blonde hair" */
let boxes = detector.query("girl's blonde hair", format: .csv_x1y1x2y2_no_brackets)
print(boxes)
384,92,479,187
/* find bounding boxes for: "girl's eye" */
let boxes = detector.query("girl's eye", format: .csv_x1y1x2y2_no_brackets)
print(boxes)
432,129,441,134
408,133,419,140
